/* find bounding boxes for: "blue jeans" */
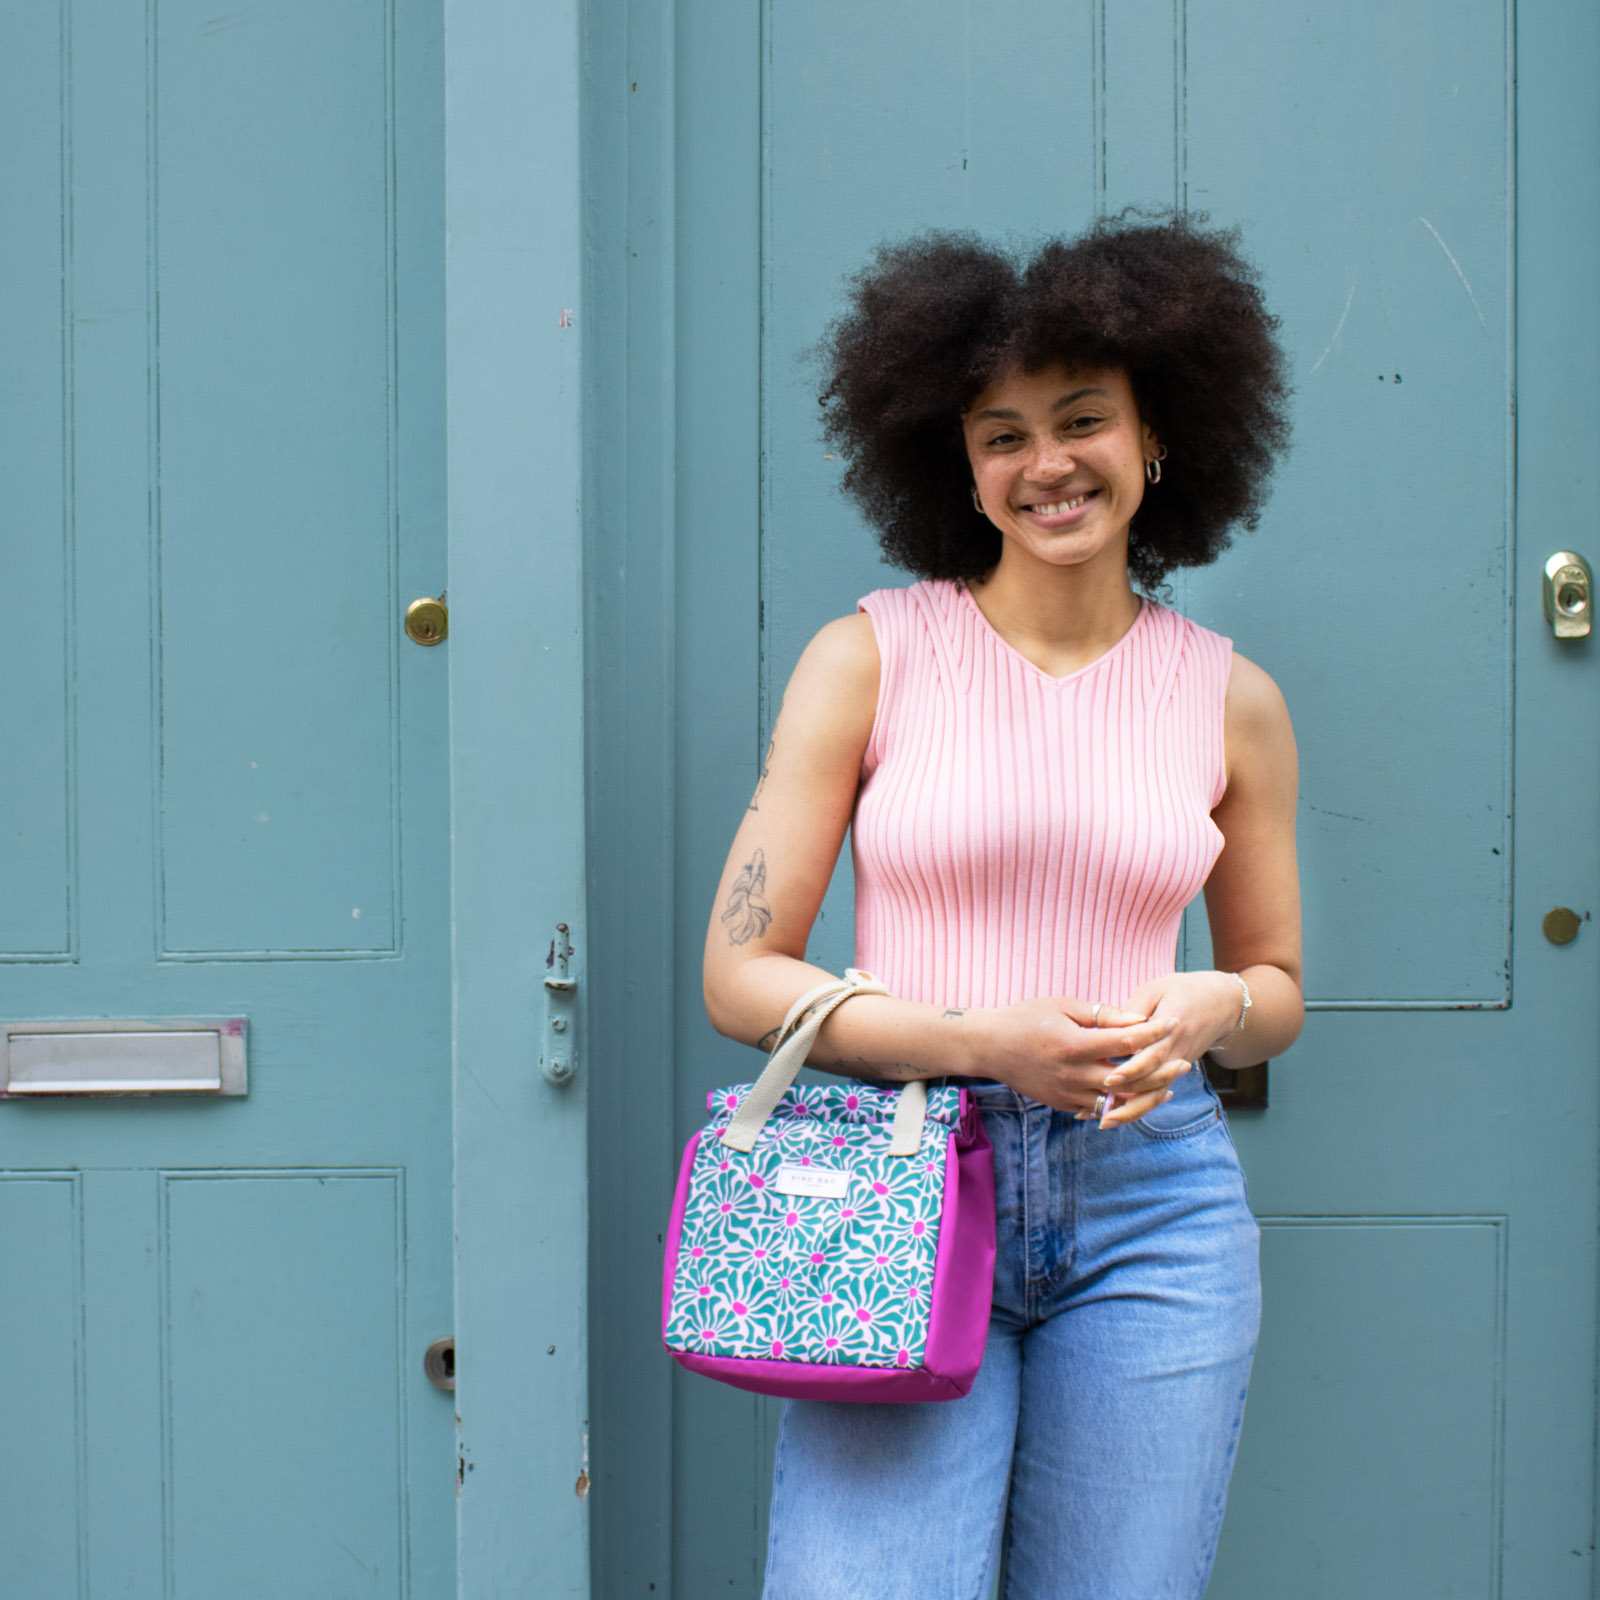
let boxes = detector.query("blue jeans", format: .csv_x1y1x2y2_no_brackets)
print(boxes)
761,1068,1261,1600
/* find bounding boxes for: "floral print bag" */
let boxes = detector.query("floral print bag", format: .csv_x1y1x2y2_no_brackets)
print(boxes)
662,971,996,1402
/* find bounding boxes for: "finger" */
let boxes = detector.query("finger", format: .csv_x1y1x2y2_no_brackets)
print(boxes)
1103,1059,1193,1106
1059,997,1151,1029
1093,1006,1148,1028
1099,1085,1172,1129
1097,1028,1183,1088
1075,1015,1175,1060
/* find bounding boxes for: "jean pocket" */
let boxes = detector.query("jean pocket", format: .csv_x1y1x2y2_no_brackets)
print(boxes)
1130,1072,1223,1140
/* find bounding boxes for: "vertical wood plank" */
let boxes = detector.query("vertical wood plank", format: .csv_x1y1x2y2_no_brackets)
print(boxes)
445,0,590,1593
582,0,680,1592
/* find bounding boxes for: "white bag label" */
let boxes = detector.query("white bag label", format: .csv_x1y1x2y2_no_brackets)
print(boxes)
774,1163,851,1199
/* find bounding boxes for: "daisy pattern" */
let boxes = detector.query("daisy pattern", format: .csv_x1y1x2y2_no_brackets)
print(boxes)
664,1083,965,1367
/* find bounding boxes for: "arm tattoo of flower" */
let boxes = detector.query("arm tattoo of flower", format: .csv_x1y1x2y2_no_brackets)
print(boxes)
721,848,773,945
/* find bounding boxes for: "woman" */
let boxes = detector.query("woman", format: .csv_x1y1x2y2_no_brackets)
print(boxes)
702,214,1302,1600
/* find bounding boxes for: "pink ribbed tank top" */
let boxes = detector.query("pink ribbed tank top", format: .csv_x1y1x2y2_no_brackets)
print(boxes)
852,579,1232,1011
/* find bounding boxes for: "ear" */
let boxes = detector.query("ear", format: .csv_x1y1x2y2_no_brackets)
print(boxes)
1140,419,1160,458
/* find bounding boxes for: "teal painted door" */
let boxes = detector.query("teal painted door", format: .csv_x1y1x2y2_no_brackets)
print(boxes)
1,3,453,1596
589,0,1600,1594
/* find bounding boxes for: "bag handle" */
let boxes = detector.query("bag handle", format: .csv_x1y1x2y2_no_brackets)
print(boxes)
719,969,929,1158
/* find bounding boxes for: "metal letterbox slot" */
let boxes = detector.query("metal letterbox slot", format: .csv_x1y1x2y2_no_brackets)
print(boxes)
0,1021,247,1096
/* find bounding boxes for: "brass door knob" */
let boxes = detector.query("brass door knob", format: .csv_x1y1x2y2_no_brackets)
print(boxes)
1544,907,1582,945
405,595,449,645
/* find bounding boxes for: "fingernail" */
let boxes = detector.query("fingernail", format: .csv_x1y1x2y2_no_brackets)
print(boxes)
1103,1074,1125,1088
1164,1019,1180,1034
1074,1111,1092,1121
1164,1090,1174,1101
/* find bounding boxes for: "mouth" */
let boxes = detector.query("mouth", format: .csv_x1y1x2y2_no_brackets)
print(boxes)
1021,489,1099,522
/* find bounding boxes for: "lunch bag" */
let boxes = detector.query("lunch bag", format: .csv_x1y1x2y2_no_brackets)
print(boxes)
662,970,996,1401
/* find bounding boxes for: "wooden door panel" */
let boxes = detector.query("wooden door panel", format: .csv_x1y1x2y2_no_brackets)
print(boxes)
154,0,401,958
0,0,74,960
1182,0,1511,1004
0,1176,83,1596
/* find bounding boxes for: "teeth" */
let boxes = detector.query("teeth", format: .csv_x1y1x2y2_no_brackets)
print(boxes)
1034,495,1088,515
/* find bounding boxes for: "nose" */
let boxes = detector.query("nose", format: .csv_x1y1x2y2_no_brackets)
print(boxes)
1025,437,1077,480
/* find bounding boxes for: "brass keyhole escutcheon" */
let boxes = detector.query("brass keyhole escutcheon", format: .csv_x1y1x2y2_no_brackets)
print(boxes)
405,594,449,646
1543,907,1582,945
1542,553,1593,639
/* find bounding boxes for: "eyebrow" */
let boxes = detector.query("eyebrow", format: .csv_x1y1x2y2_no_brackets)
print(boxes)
969,387,1110,423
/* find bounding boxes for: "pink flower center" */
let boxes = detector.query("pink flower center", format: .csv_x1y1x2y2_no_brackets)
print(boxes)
779,1277,791,1291
718,1202,733,1214
855,1307,872,1323
912,1220,926,1236
690,1245,705,1257
784,1212,799,1228
809,1251,825,1265
840,1209,856,1221
753,1248,768,1259
825,1337,839,1349
871,1181,888,1196
845,1095,860,1111
895,1349,910,1367
749,1172,765,1188
832,1136,847,1148
731,1302,748,1317
874,1254,889,1266
770,1342,784,1358
697,1286,711,1297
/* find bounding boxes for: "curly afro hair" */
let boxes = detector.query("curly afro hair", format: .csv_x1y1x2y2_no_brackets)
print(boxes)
816,213,1291,593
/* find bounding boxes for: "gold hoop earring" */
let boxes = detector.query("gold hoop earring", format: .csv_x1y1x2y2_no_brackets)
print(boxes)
1145,446,1169,485
972,485,984,513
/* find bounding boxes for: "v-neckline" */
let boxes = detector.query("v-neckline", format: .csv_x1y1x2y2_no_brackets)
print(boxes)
956,582,1150,686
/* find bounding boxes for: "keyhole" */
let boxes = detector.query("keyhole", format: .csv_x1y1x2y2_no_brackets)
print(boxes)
1558,582,1587,615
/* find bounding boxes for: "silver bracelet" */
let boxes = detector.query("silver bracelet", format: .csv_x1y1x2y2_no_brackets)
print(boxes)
1212,971,1251,1048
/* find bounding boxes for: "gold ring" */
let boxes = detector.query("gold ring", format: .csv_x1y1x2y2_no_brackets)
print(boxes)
1093,1093,1109,1118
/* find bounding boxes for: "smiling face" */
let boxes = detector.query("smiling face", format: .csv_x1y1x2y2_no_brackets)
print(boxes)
961,362,1159,577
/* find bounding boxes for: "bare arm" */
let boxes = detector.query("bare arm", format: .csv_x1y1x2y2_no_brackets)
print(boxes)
702,614,1181,1112
1117,650,1305,1080
1201,651,1305,1066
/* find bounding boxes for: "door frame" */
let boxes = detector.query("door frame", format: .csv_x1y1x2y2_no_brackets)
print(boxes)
445,0,590,1593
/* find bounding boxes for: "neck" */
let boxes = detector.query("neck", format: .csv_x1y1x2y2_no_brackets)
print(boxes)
967,544,1142,672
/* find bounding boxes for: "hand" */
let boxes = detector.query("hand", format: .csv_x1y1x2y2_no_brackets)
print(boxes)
969,996,1184,1120
1089,971,1245,1129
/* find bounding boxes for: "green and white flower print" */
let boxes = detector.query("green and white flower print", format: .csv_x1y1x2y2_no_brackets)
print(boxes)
665,1081,964,1368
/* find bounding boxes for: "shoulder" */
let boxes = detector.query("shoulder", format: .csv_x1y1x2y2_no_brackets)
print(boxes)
1225,651,1291,732
775,612,880,759
1222,651,1297,790
793,610,880,694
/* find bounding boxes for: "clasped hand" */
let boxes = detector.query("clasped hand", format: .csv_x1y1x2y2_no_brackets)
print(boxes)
969,972,1243,1128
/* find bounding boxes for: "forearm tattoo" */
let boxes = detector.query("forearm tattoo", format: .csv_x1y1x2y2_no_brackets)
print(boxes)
756,1027,780,1053
941,1009,965,1020
721,848,773,945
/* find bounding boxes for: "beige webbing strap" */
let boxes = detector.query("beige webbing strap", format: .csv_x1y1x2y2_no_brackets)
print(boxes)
886,1077,929,1157
720,969,926,1157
